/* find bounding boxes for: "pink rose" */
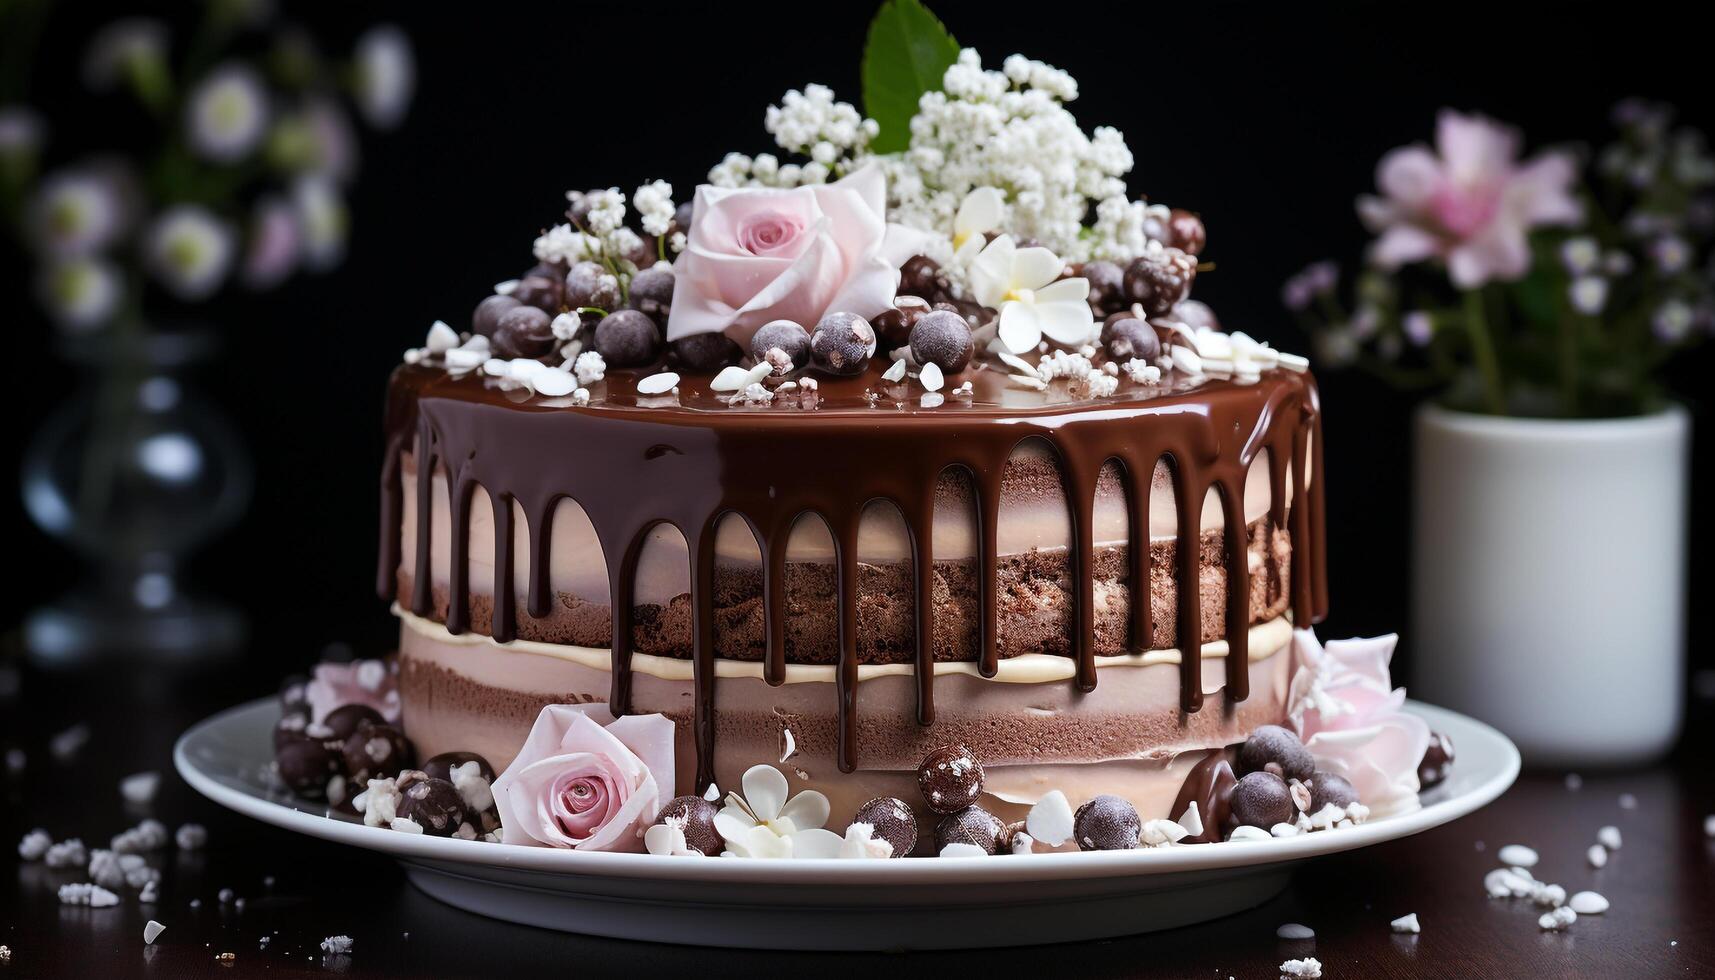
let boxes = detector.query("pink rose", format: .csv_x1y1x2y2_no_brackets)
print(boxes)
1287,630,1431,816
490,704,675,852
306,658,400,726
666,163,924,349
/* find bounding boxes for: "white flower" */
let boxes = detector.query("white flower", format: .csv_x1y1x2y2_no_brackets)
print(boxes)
533,223,596,266
712,764,841,858
186,64,268,163
1653,300,1693,342
146,205,234,300
967,235,1093,352
29,169,129,256
1569,277,1608,316
585,188,626,235
573,350,606,386
1560,236,1599,274
952,186,1005,258
38,257,121,331
291,177,347,271
634,179,675,237
353,25,415,130
0,105,44,159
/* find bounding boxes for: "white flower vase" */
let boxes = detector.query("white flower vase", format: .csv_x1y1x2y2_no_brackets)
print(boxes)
1410,403,1689,766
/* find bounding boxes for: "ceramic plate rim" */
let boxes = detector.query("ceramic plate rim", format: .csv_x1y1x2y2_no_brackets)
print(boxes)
175,699,1517,886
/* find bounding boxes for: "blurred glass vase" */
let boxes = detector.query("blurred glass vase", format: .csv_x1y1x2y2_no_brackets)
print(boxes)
21,329,251,667
1410,404,1688,765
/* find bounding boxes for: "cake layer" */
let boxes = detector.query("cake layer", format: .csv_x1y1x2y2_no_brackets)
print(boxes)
396,610,1295,848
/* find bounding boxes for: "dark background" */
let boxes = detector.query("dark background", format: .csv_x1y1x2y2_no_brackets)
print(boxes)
4,1,1713,694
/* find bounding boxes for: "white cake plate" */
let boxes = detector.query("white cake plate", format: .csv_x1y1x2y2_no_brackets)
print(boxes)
176,698,1516,950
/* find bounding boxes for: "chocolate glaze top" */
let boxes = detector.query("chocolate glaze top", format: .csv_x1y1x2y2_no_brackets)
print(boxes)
378,353,1328,790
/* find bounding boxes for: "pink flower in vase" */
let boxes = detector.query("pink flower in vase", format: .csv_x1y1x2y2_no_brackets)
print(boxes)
1357,110,1583,288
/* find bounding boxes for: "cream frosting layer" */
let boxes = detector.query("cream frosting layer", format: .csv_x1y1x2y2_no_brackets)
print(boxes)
399,441,1291,606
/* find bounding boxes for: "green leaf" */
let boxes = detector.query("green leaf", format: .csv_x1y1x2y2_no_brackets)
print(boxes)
861,0,959,155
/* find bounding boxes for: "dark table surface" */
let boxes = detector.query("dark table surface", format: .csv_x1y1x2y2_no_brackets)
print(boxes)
2,650,1711,980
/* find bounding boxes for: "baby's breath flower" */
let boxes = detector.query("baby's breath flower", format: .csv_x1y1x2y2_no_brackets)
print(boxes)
585,188,626,235
633,179,675,237
1569,276,1608,315
146,204,235,300
186,63,269,163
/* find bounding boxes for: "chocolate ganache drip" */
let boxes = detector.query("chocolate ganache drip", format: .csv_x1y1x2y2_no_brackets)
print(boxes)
378,360,1328,790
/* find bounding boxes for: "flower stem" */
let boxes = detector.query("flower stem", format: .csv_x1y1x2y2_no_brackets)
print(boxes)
1463,288,1506,415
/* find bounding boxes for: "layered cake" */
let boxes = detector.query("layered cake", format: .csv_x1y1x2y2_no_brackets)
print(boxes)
314,30,1432,856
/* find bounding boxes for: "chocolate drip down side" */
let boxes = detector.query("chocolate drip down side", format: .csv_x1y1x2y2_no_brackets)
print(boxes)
377,364,1328,790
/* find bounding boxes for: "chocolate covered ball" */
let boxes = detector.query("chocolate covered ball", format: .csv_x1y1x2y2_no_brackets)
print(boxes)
1237,725,1315,782
421,751,496,784
917,744,984,815
899,255,943,299
1124,248,1197,316
273,712,310,751
275,732,343,799
395,770,466,836
852,797,918,858
628,265,676,323
322,704,386,741
341,723,413,785
935,806,1004,855
673,201,695,236
491,305,556,359
1100,314,1161,362
1081,260,1127,314
1308,770,1358,813
1229,771,1294,830
563,261,622,312
1418,731,1455,789
279,674,308,710
750,319,812,368
669,332,742,372
472,294,521,338
908,309,974,372
873,295,932,349
809,311,876,376
511,274,564,314
654,795,722,856
1171,299,1220,333
1073,794,1142,851
593,309,662,367
1166,208,1207,256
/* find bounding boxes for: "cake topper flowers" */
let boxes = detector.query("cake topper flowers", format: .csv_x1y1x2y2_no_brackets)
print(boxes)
713,764,844,858
490,704,675,852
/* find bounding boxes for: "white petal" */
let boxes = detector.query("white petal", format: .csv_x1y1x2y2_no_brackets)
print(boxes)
740,764,789,823
713,809,756,841
709,365,754,392
881,358,907,382
1026,790,1075,847
919,361,944,392
776,788,831,832
968,235,1017,308
998,302,1043,354
955,186,1005,236
425,320,458,352
1035,277,1089,306
532,369,577,398
789,828,844,859
1034,300,1097,346
1010,246,1064,290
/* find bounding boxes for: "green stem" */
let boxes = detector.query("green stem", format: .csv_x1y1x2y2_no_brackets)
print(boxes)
1463,288,1506,415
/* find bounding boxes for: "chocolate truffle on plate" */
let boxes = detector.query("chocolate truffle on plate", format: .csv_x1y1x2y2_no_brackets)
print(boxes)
395,770,467,836
917,744,984,815
1100,313,1160,362
669,331,742,372
511,274,564,315
1237,724,1315,782
1308,770,1358,812
750,319,812,368
1165,208,1207,256
1081,259,1127,314
851,797,918,858
593,309,662,367
653,795,722,856
1229,771,1294,830
629,264,675,324
1417,731,1455,789
563,261,623,312
809,311,876,376
873,295,932,349
492,306,556,359
341,723,413,784
322,704,386,741
935,806,1004,854
275,732,343,799
1073,794,1141,850
472,294,520,338
908,309,974,372
421,751,496,784
1124,247,1197,316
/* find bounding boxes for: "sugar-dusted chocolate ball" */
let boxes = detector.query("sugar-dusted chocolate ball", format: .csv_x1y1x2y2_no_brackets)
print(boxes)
491,306,556,359
322,704,386,741
275,731,343,799
908,309,974,372
628,265,676,324
1073,794,1142,850
341,723,413,785
395,770,467,836
1417,731,1455,789
669,332,742,372
1124,248,1197,317
935,806,1004,854
511,274,564,314
1081,260,1127,315
1171,299,1220,333
1166,208,1207,256
917,744,984,815
852,797,918,858
899,255,943,300
1229,771,1294,830
809,311,876,376
750,319,812,368
279,673,308,710
1308,770,1358,813
1100,313,1161,362
593,309,662,368
673,201,695,236
472,294,521,338
653,795,722,856
1237,725,1315,782
873,295,932,349
422,751,495,784
273,712,310,751
564,261,623,312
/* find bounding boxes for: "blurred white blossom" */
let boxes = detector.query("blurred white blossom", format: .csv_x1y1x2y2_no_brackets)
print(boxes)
38,257,122,330
146,205,234,300
187,64,269,163
353,25,415,130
